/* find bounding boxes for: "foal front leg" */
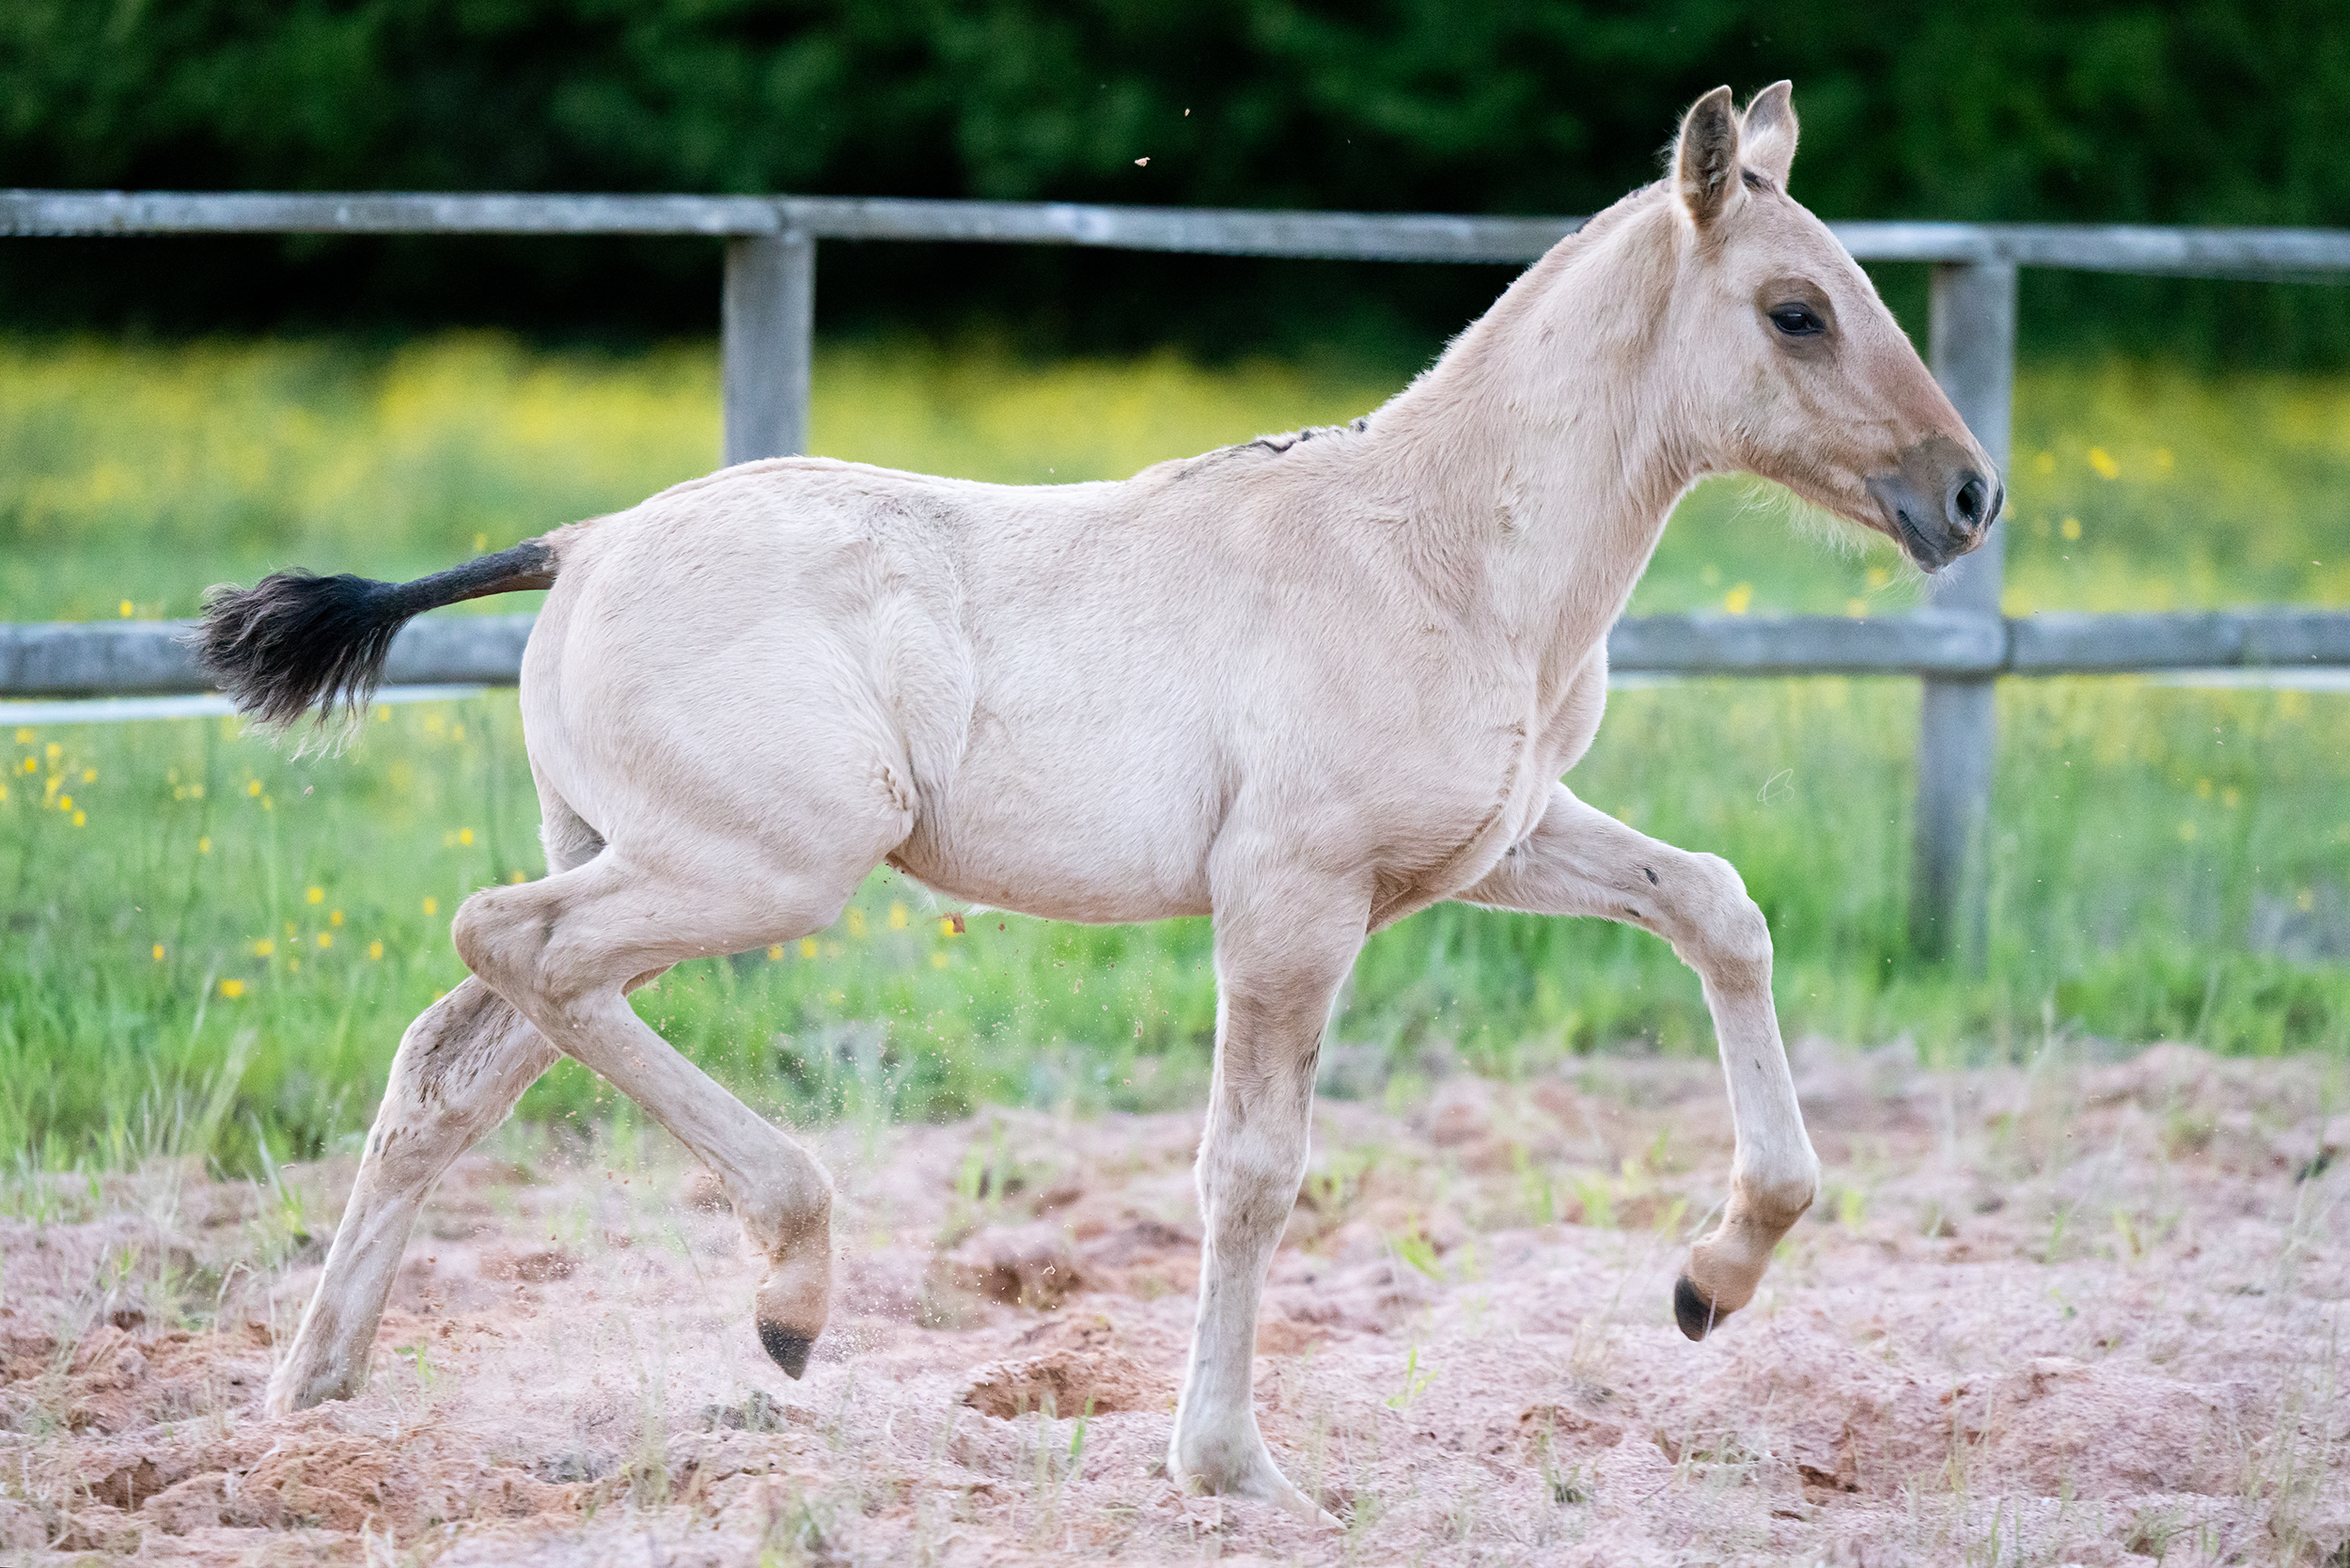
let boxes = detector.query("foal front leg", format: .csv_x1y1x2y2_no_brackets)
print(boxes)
1460,781,1820,1338
1169,859,1365,1517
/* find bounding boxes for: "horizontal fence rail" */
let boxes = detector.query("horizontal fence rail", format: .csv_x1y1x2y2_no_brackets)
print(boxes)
8,186,2348,963
10,189,2350,277
8,609,2347,700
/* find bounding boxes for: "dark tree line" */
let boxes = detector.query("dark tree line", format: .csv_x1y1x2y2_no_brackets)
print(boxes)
5,0,2346,363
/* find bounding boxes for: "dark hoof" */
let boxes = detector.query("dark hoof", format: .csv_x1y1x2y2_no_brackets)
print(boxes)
758,1321,814,1378
1673,1276,1731,1341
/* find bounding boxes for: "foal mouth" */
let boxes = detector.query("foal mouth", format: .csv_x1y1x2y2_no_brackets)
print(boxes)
1889,506,1953,573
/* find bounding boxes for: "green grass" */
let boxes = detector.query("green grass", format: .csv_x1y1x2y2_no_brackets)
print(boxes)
2,335,2346,1170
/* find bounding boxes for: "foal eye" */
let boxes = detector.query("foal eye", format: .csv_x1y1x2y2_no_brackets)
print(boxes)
1768,304,1826,337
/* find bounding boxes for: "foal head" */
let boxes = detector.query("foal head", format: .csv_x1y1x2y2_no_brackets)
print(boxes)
1657,82,2000,572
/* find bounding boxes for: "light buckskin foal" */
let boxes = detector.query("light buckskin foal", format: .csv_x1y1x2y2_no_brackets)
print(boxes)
199,82,1997,1515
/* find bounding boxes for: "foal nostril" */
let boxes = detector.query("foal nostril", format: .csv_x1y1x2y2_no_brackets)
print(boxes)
1953,474,1989,531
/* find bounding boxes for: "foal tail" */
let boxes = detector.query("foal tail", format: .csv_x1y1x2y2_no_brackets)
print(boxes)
191,536,561,735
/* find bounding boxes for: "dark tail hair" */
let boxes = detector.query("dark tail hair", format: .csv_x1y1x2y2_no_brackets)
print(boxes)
190,538,558,734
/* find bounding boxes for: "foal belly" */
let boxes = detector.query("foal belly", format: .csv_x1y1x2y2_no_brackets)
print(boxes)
888,745,1220,926
888,830,1214,925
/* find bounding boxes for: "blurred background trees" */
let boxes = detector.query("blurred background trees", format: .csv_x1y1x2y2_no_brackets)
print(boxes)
4,0,2347,362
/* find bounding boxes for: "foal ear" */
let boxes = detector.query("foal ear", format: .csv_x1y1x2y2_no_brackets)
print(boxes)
1674,86,1743,229
1741,81,1798,187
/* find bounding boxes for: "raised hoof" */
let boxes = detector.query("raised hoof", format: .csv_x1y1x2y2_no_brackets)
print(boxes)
1673,1275,1732,1341
758,1321,814,1378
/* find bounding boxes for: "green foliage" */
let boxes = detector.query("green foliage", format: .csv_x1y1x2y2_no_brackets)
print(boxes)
2,2,2347,361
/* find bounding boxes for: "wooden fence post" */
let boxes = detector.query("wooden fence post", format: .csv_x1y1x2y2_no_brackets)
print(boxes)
721,230,815,464
1909,260,2017,964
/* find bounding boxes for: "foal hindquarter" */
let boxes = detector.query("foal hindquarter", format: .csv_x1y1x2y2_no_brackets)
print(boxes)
267,635,911,1416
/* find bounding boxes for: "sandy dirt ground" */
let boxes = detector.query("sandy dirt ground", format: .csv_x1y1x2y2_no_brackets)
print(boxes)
2,1038,2345,1566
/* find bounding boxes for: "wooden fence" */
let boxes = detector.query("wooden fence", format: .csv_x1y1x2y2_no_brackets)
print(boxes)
6,189,2348,961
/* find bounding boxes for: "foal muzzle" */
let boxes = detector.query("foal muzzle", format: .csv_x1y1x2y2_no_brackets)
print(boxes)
1867,434,2001,573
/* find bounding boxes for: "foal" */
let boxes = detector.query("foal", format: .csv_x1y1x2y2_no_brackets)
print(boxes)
200,82,1995,1513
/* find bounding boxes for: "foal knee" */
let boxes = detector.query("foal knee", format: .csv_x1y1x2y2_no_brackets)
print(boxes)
1668,853,1773,983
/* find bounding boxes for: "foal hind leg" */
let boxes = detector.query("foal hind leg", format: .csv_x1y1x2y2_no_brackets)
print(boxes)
452,842,874,1377
1460,781,1820,1338
266,980,557,1413
265,787,604,1414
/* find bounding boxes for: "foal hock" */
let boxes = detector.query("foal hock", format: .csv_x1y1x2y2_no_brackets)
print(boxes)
198,82,1994,1514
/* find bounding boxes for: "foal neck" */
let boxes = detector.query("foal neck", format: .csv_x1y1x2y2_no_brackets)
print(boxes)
1372,190,1699,632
